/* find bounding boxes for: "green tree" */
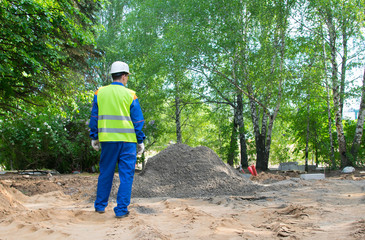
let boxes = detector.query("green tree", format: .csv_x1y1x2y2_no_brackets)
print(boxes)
0,74,99,173
307,0,365,167
0,0,103,114
84,0,365,171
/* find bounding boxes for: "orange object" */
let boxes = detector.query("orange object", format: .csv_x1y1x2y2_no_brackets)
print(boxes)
252,165,257,176
247,166,254,175
247,165,258,176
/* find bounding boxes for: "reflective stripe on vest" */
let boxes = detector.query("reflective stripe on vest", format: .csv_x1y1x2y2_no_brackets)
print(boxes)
98,128,135,133
98,115,132,121
97,84,137,143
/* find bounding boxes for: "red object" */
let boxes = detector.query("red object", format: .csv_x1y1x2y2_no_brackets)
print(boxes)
252,165,257,176
247,165,258,176
247,166,254,175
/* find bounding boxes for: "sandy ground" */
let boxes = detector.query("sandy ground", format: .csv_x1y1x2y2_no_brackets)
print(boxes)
0,171,365,240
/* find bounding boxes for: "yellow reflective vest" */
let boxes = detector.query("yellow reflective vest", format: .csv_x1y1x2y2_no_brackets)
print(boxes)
96,84,137,143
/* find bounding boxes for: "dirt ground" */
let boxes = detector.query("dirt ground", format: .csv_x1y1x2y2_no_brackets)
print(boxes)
0,170,364,240
0,144,365,239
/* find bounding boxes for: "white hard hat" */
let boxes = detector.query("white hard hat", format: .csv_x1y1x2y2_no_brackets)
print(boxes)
110,61,130,74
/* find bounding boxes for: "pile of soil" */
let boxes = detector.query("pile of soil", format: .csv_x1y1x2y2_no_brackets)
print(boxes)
9,178,63,196
0,181,27,217
132,144,261,198
251,172,290,184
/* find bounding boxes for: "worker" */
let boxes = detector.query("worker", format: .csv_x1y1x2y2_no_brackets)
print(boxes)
89,61,146,218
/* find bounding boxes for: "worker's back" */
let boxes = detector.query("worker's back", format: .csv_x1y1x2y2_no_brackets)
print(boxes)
97,84,137,143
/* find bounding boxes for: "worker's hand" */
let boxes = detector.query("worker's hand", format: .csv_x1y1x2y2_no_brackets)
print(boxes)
137,143,145,156
91,139,100,151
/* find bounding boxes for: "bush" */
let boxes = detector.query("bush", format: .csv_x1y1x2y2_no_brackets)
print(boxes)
0,92,99,173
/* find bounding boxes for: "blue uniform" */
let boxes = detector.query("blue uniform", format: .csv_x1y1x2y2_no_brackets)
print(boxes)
89,82,145,217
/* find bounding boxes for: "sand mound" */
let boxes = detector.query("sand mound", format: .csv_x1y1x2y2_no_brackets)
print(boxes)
0,181,27,217
251,172,290,184
9,178,63,196
132,144,260,198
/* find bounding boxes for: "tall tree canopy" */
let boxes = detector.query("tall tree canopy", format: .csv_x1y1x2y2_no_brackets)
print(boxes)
0,0,104,115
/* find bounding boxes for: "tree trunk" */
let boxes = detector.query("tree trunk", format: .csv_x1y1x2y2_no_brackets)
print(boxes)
175,80,182,144
340,27,348,116
326,83,336,168
227,94,249,167
262,24,284,171
350,66,365,164
227,105,238,166
326,12,349,168
247,86,262,169
305,102,310,172
333,70,348,168
257,111,269,171
256,134,267,171
247,86,278,171
237,94,248,168
239,128,248,168
313,124,319,167
264,86,282,171
262,19,285,171
322,32,336,168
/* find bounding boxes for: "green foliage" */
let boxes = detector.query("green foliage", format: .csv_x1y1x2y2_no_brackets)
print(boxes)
343,120,365,167
270,120,301,165
1,0,365,172
0,0,104,114
0,74,99,173
0,0,104,172
288,103,331,165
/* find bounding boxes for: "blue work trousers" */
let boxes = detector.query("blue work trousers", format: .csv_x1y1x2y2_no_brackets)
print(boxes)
94,142,137,216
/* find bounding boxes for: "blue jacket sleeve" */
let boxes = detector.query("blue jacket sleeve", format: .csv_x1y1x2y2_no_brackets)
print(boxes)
89,94,99,140
130,97,146,144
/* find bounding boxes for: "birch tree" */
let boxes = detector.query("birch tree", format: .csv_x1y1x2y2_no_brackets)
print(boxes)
350,67,365,164
308,0,365,167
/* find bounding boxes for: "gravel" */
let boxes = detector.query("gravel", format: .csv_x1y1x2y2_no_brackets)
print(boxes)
131,144,261,198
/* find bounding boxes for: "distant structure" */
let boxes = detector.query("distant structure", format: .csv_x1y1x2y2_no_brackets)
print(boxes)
343,108,359,120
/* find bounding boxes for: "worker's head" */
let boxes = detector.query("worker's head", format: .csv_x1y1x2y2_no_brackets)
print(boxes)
110,61,130,85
